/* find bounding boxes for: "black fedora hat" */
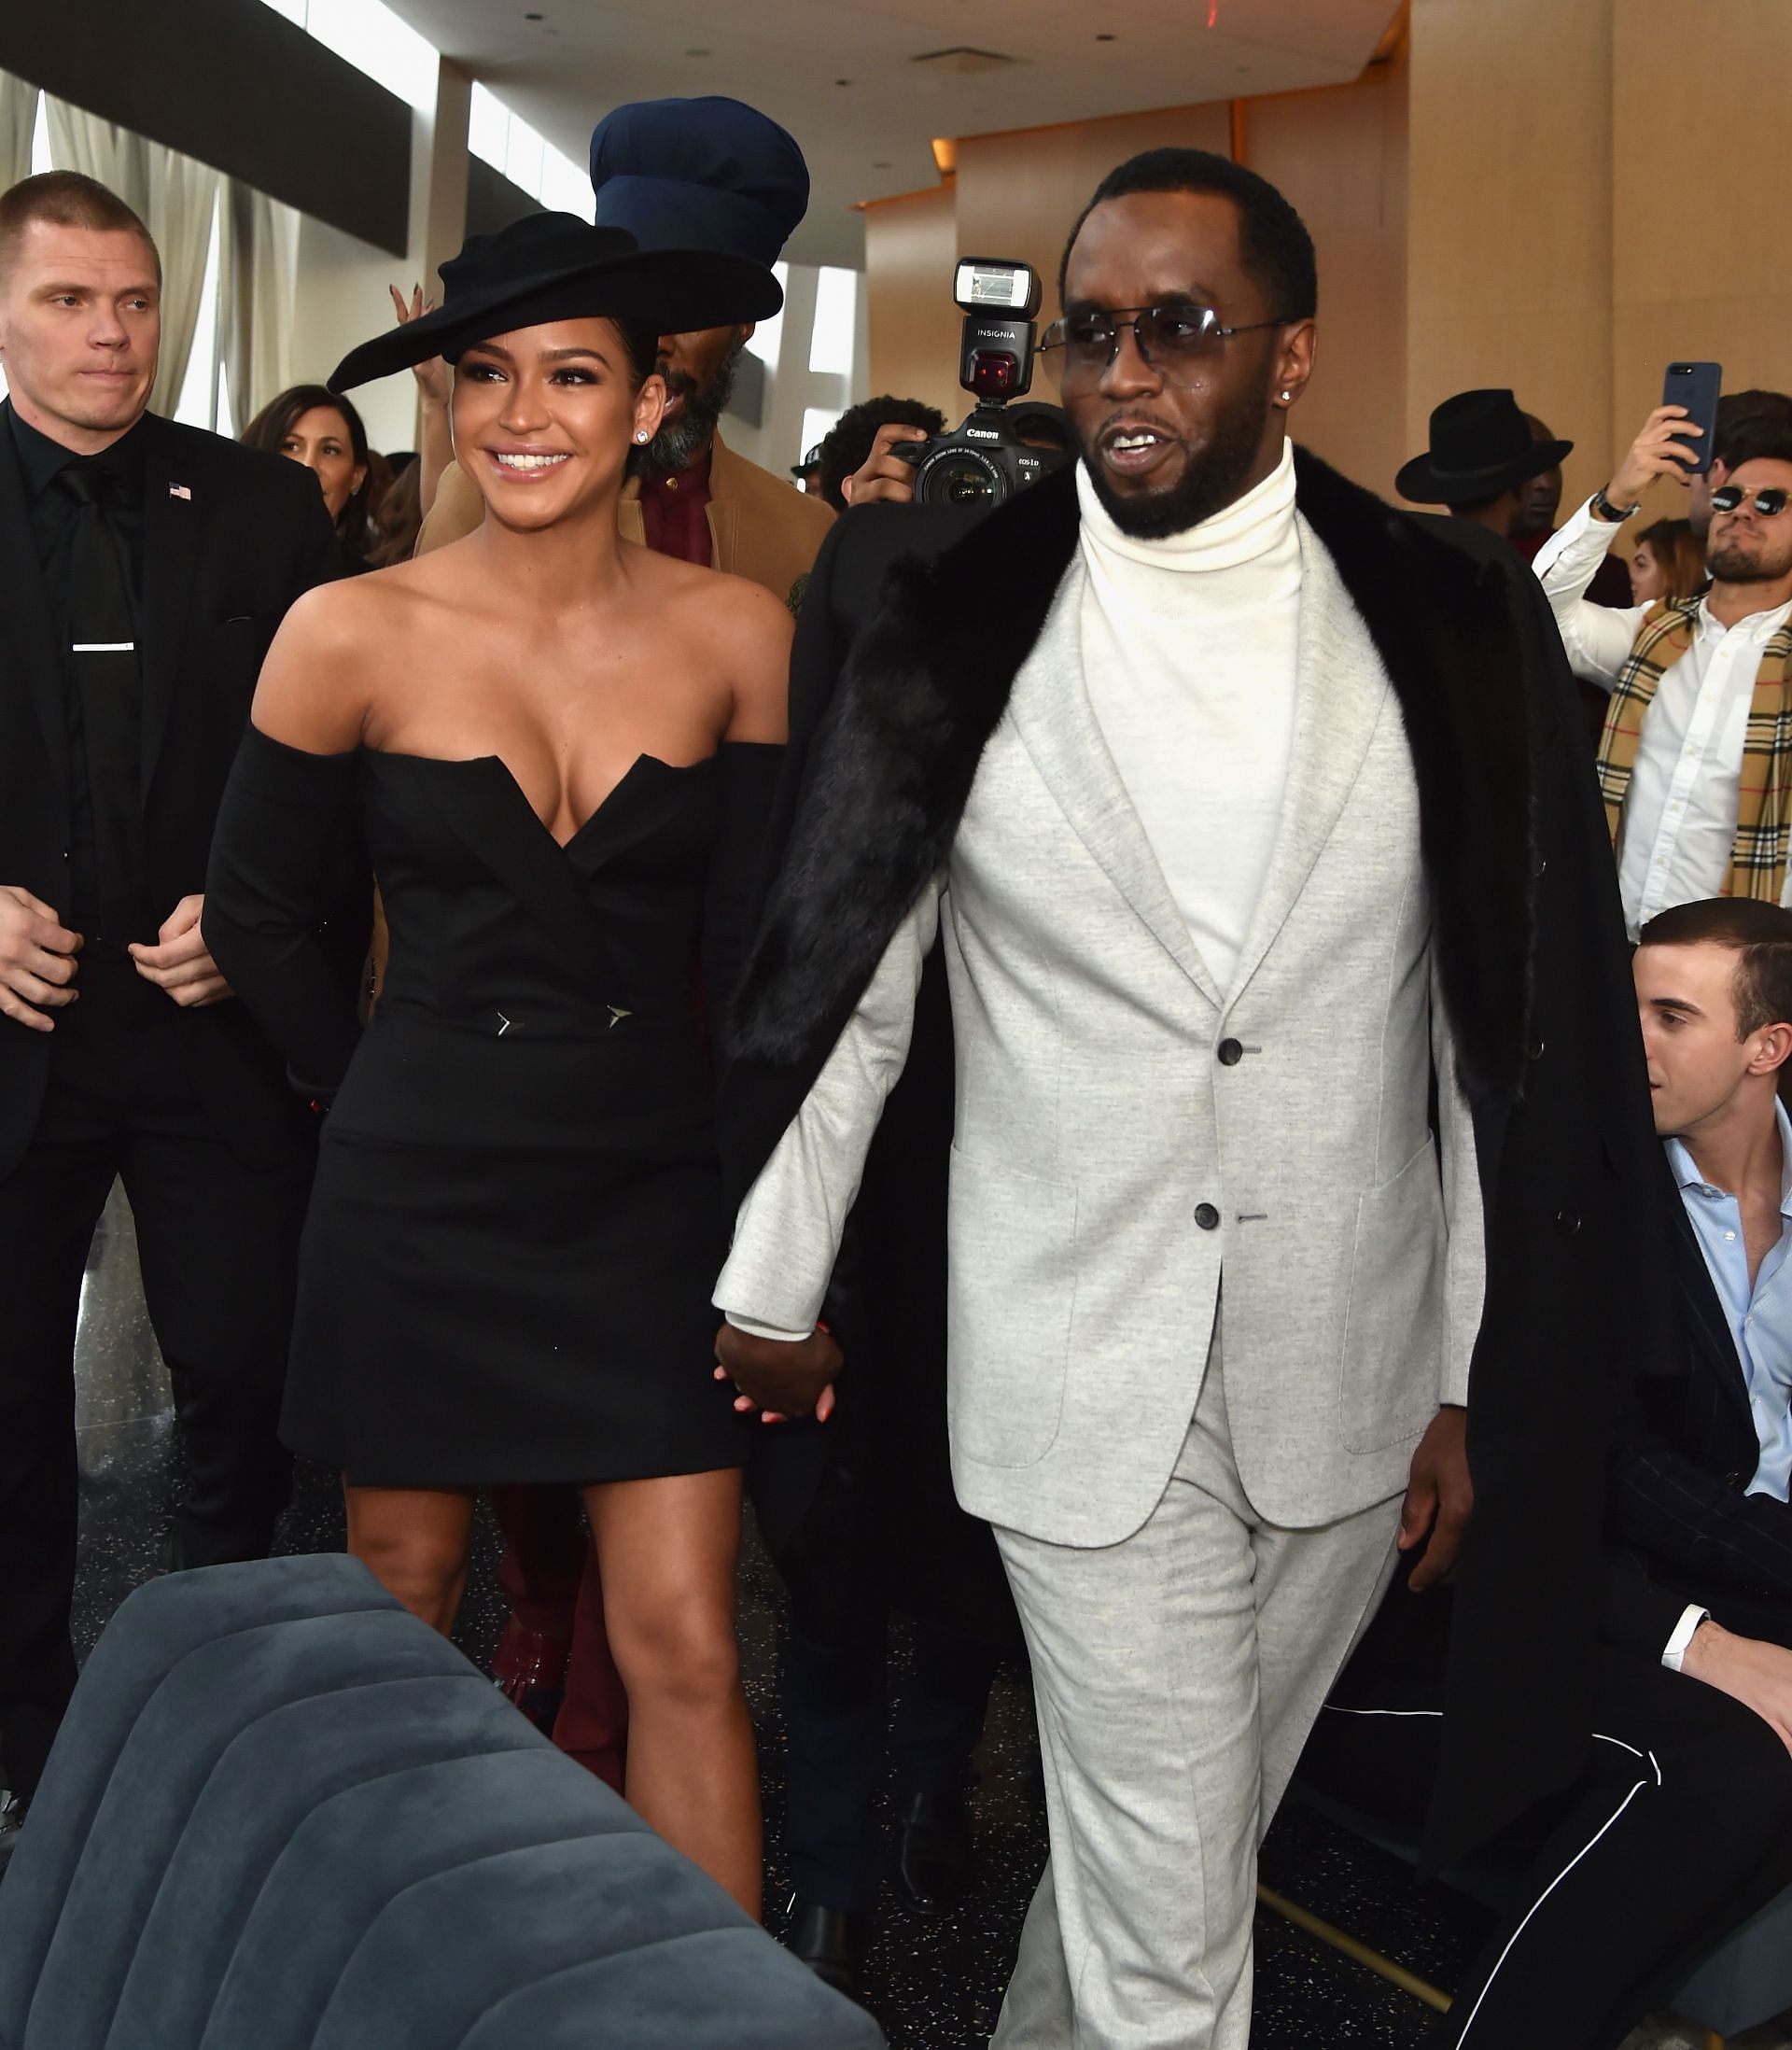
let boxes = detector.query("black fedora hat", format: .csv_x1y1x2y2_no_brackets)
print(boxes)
329,210,783,393
1395,388,1574,506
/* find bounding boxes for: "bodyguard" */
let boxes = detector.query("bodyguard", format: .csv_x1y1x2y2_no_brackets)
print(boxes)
0,173,355,1851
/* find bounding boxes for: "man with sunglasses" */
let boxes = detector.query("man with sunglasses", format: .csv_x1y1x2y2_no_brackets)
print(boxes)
1536,406,1792,936
714,147,1662,2047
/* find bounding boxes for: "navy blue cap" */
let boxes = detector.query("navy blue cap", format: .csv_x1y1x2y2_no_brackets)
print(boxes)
589,96,809,270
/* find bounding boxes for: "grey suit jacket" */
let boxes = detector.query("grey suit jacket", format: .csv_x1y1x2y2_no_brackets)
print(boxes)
717,519,1482,1547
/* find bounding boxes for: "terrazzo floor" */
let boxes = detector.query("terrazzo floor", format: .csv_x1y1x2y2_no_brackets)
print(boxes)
61,1183,1792,2050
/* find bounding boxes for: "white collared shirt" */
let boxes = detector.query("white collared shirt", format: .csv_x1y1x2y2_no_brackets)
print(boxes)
1665,1100,1792,1504
1533,499,1792,938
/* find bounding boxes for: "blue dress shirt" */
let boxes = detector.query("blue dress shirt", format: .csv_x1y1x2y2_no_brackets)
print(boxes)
1667,1100,1792,1501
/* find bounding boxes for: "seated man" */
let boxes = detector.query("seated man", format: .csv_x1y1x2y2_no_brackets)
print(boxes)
1305,895,1792,2048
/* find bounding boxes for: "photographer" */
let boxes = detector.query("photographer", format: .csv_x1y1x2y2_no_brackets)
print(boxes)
1535,400,1792,936
816,396,943,512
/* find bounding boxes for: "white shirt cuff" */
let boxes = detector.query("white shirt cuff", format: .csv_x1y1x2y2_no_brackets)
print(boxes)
1661,1602,1711,1672
722,1311,816,1345
1533,495,1619,588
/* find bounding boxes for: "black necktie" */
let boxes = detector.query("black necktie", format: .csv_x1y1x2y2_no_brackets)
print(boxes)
56,463,147,940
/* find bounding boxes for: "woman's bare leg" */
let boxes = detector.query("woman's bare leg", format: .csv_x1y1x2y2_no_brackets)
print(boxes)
583,1468,761,1916
343,1482,478,1635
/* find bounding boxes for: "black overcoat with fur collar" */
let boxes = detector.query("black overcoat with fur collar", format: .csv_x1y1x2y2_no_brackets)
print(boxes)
721,448,1675,1867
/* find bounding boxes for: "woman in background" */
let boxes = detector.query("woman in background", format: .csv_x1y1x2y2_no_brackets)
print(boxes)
241,383,375,568
1627,515,1705,605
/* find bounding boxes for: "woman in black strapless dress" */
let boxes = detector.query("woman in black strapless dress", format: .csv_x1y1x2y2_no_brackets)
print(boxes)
203,213,835,1916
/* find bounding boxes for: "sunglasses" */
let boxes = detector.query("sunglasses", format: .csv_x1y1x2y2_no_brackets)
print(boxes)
1039,304,1291,387
1710,484,1791,517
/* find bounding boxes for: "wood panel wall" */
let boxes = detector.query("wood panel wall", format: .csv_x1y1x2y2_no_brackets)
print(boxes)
1612,0,1792,520
1244,56,1408,497
862,184,964,424
1405,0,1616,514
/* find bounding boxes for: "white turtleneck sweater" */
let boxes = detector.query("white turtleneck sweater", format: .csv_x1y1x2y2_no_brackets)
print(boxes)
1077,437,1301,994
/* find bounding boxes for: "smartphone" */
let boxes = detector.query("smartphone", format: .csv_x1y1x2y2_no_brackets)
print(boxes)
1662,360,1722,475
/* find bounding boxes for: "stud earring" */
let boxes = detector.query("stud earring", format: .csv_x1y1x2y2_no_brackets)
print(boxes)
1280,391,1292,404
635,429,650,443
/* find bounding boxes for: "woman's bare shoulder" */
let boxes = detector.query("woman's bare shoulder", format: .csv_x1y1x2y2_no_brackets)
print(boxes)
254,568,439,751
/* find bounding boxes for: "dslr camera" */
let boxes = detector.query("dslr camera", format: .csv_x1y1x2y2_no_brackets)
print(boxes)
892,258,1070,509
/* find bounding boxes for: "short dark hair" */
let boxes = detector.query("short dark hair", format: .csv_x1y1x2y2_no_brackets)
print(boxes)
1057,147,1317,322
1638,897,1792,1038
1715,389,1792,472
0,171,161,287
240,384,375,557
817,393,945,513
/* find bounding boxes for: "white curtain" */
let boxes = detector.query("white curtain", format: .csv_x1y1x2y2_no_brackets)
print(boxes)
222,180,299,426
144,152,221,418
44,95,223,420
44,97,149,210
0,68,39,189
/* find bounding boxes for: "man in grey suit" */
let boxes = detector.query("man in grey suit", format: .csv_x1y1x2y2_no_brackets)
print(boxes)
712,148,1664,2047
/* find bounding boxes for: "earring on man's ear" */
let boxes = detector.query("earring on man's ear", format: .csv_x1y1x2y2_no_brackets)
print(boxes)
635,429,650,443
1280,391,1293,404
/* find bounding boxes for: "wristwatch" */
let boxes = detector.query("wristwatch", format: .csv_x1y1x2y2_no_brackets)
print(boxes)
1591,485,1640,525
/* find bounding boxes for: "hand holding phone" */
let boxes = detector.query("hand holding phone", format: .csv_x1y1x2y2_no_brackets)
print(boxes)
1609,403,1710,506
1662,360,1722,475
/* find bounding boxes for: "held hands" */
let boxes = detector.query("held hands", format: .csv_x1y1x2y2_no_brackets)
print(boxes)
1682,1621,1792,1758
1606,405,1705,509
0,886,81,1032
1397,1404,1473,1594
844,423,926,508
129,895,233,1008
713,1322,843,1425
389,284,450,412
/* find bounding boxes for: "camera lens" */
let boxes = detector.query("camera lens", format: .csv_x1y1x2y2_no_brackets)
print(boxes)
939,462,995,506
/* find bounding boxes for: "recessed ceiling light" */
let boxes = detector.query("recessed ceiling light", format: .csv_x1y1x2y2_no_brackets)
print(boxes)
835,77,852,85
686,46,710,56
1096,32,1115,40
525,9,542,17
873,160,892,169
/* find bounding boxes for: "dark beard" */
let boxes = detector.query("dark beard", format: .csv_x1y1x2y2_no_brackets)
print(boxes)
1706,536,1792,583
642,336,742,475
1075,383,1273,541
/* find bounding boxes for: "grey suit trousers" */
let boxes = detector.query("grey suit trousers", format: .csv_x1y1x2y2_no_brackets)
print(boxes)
990,1325,1404,2050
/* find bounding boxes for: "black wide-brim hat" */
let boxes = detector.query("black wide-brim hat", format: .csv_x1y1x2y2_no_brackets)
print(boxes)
1395,387,1573,506
329,211,782,392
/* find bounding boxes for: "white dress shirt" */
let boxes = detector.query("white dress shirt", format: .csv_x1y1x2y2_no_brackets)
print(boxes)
1533,499,1792,937
1077,439,1301,995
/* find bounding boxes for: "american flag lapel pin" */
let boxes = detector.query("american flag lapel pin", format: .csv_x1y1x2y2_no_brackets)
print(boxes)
169,483,192,500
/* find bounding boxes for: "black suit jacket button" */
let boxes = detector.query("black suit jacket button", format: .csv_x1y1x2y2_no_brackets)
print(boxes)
1554,1209,1581,1238
1195,1203,1221,1230
1217,1039,1244,1067
1725,1471,1743,1490
1526,1037,1546,1061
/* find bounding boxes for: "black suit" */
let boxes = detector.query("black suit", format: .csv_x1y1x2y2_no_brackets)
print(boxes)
0,403,351,1800
1606,1171,1792,1640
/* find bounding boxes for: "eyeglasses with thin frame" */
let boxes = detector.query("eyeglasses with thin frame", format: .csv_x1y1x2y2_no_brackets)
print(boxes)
1039,303,1293,387
1710,484,1791,518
